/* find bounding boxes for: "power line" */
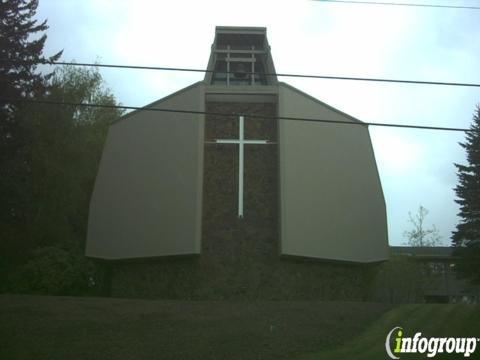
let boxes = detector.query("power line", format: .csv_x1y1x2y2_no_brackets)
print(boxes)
2,59,480,88
1,96,472,132
315,0,480,10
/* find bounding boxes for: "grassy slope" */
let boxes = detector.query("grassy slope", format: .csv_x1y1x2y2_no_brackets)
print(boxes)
0,295,392,360
2,295,479,360
296,303,480,359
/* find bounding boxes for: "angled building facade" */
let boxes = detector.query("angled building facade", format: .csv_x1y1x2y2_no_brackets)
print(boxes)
86,27,389,298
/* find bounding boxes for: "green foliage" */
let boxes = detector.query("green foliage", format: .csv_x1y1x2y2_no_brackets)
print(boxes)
1,0,64,279
2,64,123,295
25,65,123,249
7,246,100,295
403,205,441,247
452,106,480,283
0,0,62,269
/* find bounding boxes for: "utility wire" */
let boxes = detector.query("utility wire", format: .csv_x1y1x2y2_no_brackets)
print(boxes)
1,59,480,88
1,96,472,132
315,0,480,10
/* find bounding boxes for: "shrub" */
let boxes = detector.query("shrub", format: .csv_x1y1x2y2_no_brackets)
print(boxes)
8,246,99,296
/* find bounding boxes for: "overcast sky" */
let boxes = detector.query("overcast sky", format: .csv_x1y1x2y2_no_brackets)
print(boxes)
36,0,480,246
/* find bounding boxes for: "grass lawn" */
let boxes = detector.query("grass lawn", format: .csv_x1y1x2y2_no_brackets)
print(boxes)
296,303,480,359
0,295,392,360
1,295,479,360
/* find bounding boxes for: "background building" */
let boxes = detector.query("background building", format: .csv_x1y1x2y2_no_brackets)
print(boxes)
390,246,480,303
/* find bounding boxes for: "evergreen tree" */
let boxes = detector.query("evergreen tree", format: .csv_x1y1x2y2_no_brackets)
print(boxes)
452,106,480,283
0,0,61,268
0,0,62,130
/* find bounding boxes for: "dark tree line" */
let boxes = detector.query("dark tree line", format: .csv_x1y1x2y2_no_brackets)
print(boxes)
1,0,122,294
1,0,60,265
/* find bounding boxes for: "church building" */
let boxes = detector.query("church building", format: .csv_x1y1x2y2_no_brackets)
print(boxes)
86,27,389,299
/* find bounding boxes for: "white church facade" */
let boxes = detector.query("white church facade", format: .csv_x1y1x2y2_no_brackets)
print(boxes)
86,26,388,265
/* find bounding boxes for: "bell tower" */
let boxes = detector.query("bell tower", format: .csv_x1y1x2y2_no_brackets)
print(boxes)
204,26,278,86
202,27,280,260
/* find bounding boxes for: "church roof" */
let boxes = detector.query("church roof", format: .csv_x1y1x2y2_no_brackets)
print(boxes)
390,246,456,259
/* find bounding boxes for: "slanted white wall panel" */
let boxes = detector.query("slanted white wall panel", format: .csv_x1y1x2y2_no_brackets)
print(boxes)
86,83,205,259
278,83,388,262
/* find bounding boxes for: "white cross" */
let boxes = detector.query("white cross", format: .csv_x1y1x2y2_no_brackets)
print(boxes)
215,115,269,218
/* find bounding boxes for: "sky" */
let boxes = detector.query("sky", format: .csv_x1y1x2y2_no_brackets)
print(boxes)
36,0,480,246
